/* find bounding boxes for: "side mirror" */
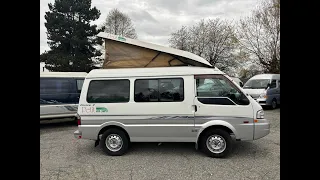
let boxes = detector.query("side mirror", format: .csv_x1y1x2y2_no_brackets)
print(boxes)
240,82,243,87
240,94,250,104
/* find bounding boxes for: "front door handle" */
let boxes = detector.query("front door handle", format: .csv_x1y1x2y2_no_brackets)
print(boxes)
193,105,197,112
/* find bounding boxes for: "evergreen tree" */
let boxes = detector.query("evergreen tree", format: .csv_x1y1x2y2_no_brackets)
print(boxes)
40,0,103,72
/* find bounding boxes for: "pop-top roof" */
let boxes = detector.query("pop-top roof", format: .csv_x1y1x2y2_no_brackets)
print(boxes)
97,32,212,68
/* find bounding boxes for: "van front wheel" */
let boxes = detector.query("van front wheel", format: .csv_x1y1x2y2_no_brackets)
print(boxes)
271,99,277,109
200,129,232,158
100,128,129,156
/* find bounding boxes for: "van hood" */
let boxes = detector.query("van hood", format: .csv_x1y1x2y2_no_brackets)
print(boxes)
242,89,266,99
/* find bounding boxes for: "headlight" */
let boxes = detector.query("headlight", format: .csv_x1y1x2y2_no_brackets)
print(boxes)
259,93,267,99
256,109,264,119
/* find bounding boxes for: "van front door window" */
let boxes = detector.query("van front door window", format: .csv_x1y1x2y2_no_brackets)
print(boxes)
195,75,249,105
270,80,277,88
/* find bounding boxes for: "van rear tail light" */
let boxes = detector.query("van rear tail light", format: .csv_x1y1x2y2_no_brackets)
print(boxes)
76,114,81,125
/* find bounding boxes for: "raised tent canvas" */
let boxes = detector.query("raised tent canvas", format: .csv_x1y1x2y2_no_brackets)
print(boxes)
97,32,213,69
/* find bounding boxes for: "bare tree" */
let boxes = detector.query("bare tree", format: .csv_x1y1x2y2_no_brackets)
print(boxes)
239,64,264,80
189,20,208,57
102,9,137,39
169,18,238,74
168,26,190,51
205,19,239,72
237,0,280,73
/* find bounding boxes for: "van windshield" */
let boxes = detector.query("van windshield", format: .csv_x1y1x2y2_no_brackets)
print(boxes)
243,79,270,89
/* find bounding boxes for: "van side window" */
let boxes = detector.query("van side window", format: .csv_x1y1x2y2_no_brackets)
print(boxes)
87,80,130,103
40,78,72,95
195,75,249,105
135,78,184,102
135,79,159,102
270,80,277,88
40,78,73,104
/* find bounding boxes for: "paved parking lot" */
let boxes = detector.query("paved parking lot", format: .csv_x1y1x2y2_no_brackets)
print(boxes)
40,109,280,180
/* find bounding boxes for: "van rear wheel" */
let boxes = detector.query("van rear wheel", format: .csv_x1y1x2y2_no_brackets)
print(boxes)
200,129,232,158
100,128,129,156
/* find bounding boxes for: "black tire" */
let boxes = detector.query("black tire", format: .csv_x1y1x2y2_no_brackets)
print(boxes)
271,99,277,109
200,129,233,158
99,128,129,156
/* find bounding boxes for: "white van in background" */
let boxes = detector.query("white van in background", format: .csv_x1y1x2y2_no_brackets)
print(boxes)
40,72,87,120
242,74,280,109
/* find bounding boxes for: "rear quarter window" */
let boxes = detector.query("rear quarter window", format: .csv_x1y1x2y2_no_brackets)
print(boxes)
86,80,130,103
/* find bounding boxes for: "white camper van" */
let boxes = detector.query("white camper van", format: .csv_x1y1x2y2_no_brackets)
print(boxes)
74,33,270,158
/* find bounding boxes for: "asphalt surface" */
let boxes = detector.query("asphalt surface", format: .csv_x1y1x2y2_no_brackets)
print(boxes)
40,109,280,180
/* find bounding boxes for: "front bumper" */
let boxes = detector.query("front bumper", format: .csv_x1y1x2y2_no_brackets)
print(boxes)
254,119,270,140
74,130,82,139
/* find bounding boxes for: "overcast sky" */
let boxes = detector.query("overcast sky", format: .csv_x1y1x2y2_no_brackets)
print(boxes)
40,0,260,54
